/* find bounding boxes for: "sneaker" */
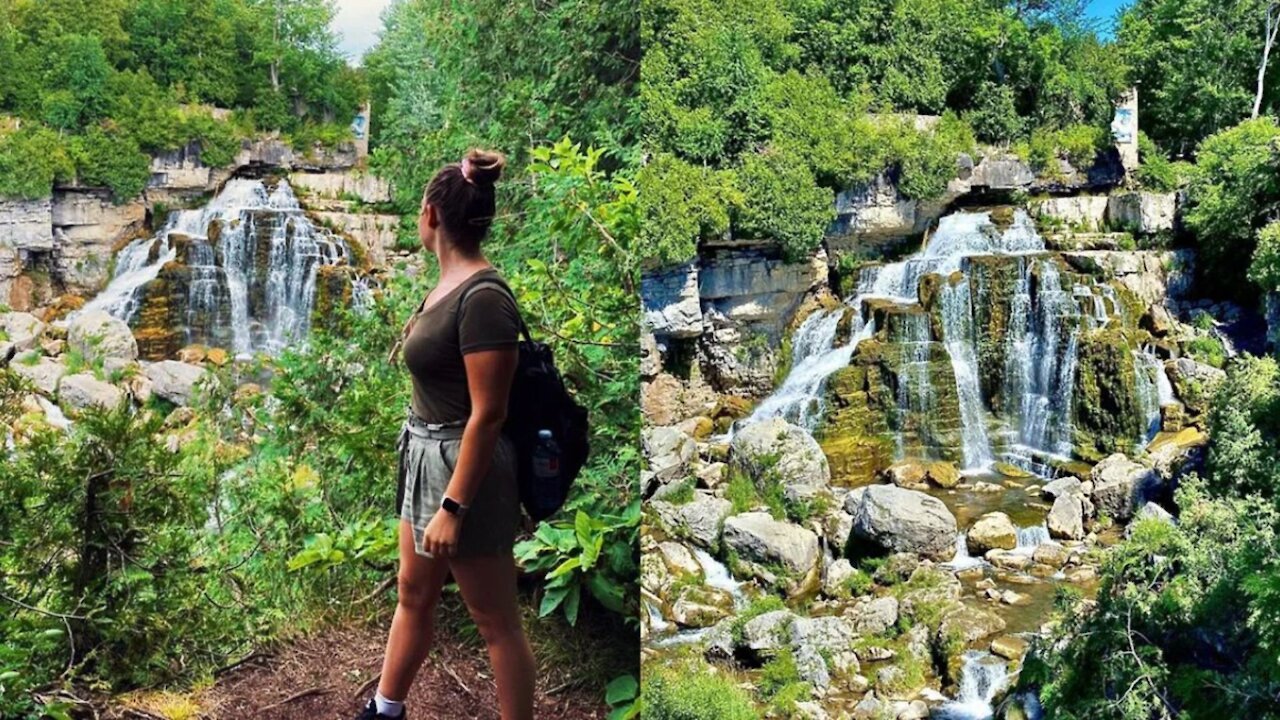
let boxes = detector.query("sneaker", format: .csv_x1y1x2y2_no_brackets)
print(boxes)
355,698,405,720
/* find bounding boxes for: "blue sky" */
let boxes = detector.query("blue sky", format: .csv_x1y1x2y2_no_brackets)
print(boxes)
1086,0,1133,36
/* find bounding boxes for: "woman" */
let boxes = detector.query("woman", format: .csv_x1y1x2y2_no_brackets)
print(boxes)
357,149,535,720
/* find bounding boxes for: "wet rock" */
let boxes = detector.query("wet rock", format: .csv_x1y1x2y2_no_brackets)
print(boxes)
143,360,207,406
649,493,732,549
987,551,1033,571
177,344,207,364
938,604,1006,646
1000,590,1031,605
1091,453,1160,521
1065,565,1097,583
1040,476,1083,500
670,585,733,628
722,512,820,591
990,635,1029,661
68,310,138,364
676,415,714,440
1032,543,1070,567
58,373,124,411
1165,358,1225,417
730,417,830,502
844,485,958,559
1147,427,1208,482
1047,493,1086,540
883,461,928,488
967,511,1018,553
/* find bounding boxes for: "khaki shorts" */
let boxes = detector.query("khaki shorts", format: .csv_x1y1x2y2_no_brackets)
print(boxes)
395,410,520,558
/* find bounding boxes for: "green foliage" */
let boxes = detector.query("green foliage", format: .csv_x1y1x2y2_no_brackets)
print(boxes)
70,127,152,202
759,648,811,714
643,665,758,720
1206,355,1280,497
1182,117,1280,300
1118,0,1278,154
1017,123,1109,173
0,0,365,200
636,154,741,267
1134,132,1181,192
0,126,75,199
1185,335,1227,370
734,149,832,261
366,0,638,211
1250,223,1280,294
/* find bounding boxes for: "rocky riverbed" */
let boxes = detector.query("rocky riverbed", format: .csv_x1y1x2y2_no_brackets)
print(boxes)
641,201,1230,718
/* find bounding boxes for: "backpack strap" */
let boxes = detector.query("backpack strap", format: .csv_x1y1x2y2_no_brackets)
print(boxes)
458,278,534,345
387,295,429,366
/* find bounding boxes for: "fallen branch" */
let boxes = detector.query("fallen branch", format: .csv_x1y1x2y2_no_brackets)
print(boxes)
357,576,397,604
213,651,274,678
442,663,475,698
353,673,382,700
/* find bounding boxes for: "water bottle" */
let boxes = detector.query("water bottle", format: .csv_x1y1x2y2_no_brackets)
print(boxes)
531,429,562,514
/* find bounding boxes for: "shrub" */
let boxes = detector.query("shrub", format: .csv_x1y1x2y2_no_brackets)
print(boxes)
1186,335,1226,369
734,148,832,261
966,81,1024,144
643,666,757,720
71,127,152,202
1134,132,1181,192
636,154,741,268
0,126,75,199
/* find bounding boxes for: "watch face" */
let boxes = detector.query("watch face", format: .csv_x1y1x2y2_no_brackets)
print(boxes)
442,497,462,515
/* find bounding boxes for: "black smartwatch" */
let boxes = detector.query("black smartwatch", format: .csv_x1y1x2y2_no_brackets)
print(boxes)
441,496,468,518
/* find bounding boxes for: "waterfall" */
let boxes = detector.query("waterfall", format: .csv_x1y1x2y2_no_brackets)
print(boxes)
944,533,986,571
894,311,937,459
745,309,874,428
940,277,994,469
77,179,354,356
1135,346,1175,445
693,548,745,608
1010,524,1056,556
1004,259,1079,458
936,651,1011,720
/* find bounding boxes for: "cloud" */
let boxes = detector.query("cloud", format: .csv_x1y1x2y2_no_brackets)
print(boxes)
333,0,392,64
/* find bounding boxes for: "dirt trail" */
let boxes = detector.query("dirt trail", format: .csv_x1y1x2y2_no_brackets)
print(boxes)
111,619,608,719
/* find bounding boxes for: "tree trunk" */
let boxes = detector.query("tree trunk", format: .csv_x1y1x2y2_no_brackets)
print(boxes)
1255,3,1279,119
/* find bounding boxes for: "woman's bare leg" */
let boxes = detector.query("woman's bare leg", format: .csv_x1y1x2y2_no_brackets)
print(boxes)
376,519,451,702
449,553,535,720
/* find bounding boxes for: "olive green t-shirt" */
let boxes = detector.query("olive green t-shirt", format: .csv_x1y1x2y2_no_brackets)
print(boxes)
402,268,522,424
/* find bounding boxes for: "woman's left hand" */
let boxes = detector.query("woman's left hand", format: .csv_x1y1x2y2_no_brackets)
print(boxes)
422,510,462,558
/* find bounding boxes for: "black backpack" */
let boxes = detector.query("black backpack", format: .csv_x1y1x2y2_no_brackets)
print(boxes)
458,280,589,521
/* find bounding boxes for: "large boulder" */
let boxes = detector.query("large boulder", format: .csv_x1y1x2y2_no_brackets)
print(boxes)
12,356,66,395
722,512,820,591
58,373,125,411
649,493,733,549
1047,493,1086,540
1091,453,1160,522
1147,427,1209,481
730,417,830,501
1106,192,1177,235
1165,358,1226,417
143,360,207,406
68,310,138,364
1,312,45,351
643,424,697,488
967,512,1018,554
843,485,958,559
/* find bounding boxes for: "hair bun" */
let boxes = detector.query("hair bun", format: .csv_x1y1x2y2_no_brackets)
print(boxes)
462,148,506,187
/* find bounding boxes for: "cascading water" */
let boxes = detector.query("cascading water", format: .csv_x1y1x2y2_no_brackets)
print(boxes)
78,178,355,356
940,277,995,469
1134,346,1176,445
1003,259,1080,458
935,651,1011,720
894,311,938,459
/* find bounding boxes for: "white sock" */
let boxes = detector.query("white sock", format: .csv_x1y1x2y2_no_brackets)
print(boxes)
374,692,405,717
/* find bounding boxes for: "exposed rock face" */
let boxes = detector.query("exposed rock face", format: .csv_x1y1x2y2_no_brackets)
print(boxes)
288,171,391,204
967,511,1018,553
641,262,702,338
2,312,45,351
843,485,958,559
68,310,138,364
143,360,207,406
1107,192,1177,234
1091,453,1160,521
309,212,399,267
1147,426,1209,481
829,171,956,252
51,190,148,294
1165,358,1226,418
730,417,830,501
1032,195,1110,232
649,493,733,549
0,198,53,249
722,512,820,591
58,373,125,411
1073,328,1146,461
643,424,697,490
698,249,827,325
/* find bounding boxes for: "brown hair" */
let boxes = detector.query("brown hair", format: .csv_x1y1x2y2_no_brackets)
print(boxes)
423,148,507,251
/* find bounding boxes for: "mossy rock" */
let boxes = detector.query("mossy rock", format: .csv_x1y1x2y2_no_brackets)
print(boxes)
1072,327,1145,461
817,365,895,486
